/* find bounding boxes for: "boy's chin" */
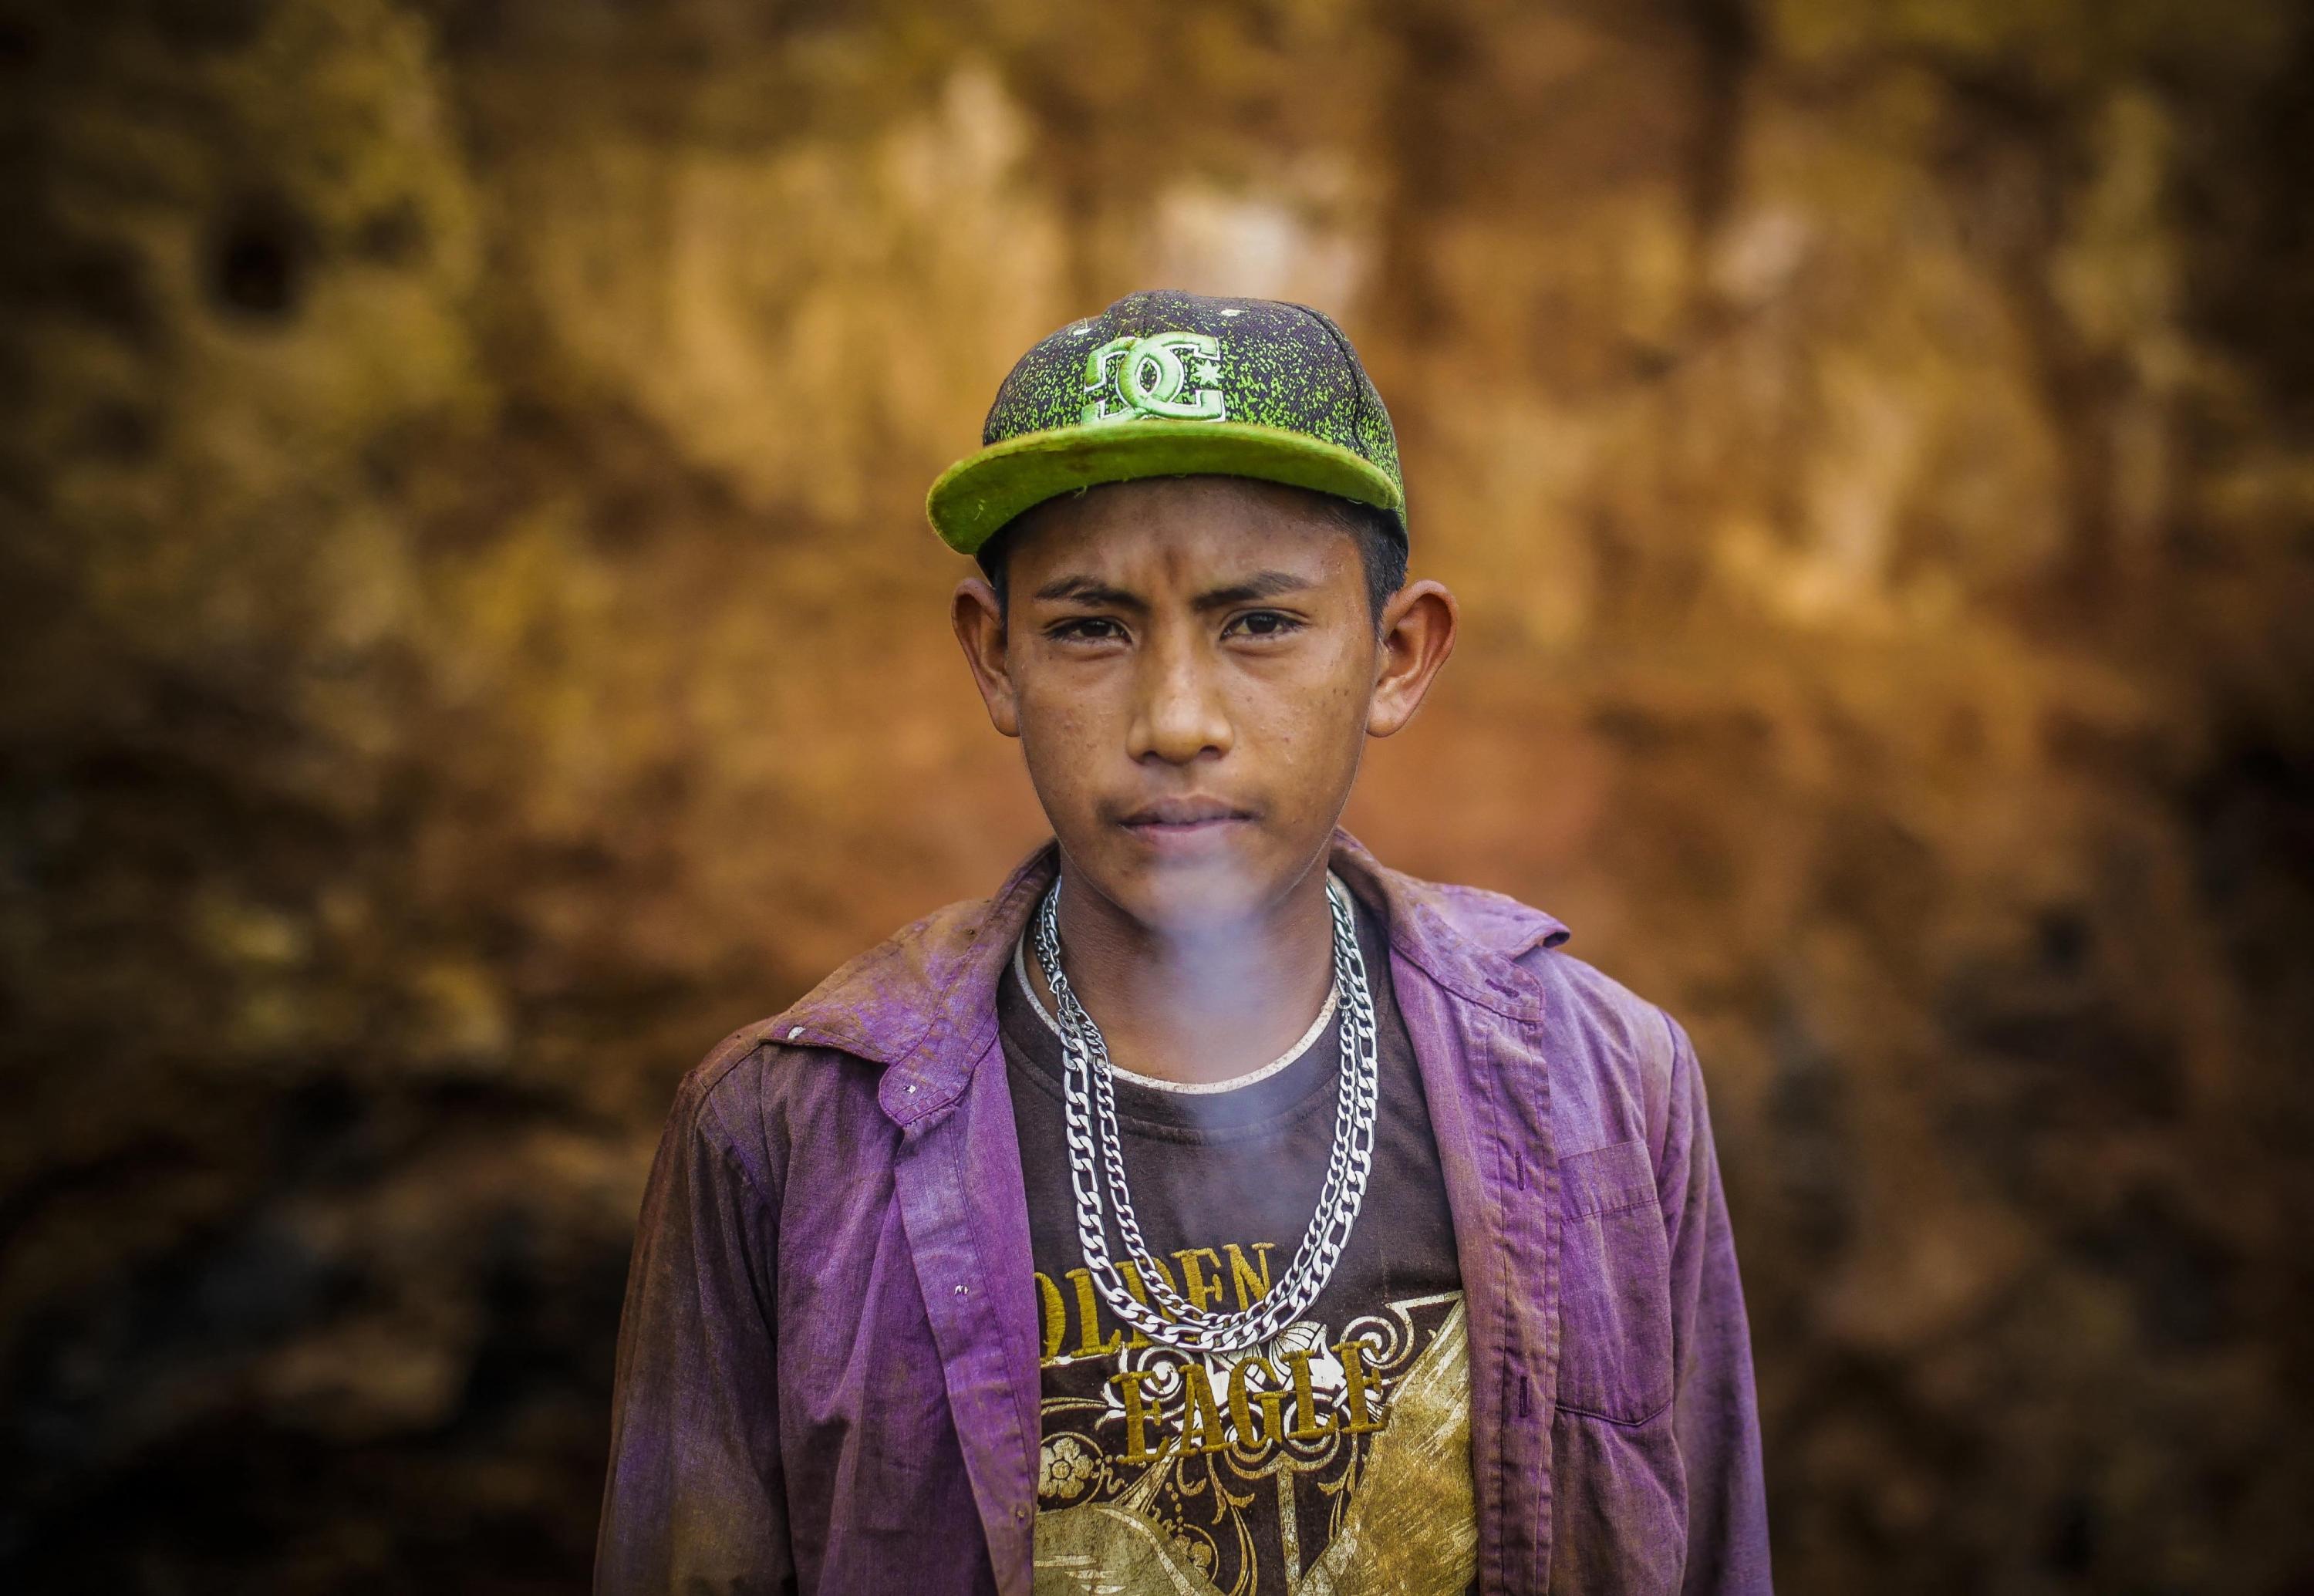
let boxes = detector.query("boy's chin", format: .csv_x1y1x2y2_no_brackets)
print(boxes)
1068,836,1300,934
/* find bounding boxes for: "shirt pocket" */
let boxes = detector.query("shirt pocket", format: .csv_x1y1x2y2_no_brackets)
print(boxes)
1553,1138,1674,1425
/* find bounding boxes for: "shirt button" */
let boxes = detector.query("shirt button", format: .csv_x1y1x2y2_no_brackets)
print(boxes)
906,1083,918,1095
953,1284,969,1297
787,1025,804,1040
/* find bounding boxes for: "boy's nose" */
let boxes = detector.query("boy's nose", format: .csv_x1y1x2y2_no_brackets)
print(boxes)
1128,636,1232,766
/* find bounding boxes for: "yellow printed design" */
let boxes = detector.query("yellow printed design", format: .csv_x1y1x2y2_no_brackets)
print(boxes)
1027,1274,1474,1596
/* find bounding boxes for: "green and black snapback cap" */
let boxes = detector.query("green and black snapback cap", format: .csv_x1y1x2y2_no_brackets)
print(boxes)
926,288,1405,558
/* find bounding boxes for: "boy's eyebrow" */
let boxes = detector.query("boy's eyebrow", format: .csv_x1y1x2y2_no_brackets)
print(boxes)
1031,575,1147,609
1030,570,1314,609
1192,570,1312,608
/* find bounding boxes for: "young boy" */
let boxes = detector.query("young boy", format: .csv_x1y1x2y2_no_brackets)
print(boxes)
595,291,1771,1595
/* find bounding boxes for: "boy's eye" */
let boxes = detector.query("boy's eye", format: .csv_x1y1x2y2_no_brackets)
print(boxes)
1226,609,1302,639
1049,616,1125,643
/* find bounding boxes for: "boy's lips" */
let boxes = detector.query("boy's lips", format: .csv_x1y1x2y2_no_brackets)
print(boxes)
1115,798,1256,846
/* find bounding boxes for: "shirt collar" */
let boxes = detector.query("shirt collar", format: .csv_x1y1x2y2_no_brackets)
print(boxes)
771,828,1570,1124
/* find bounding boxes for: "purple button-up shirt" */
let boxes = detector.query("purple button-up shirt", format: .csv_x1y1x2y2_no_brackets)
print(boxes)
595,832,1772,1594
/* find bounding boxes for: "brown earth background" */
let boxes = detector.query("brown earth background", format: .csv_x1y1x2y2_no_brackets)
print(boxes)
5,0,2314,1591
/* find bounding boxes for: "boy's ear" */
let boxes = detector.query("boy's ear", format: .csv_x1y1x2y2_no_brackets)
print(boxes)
1367,579,1458,738
952,577,1022,738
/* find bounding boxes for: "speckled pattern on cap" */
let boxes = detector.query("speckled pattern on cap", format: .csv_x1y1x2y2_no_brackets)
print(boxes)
926,289,1405,556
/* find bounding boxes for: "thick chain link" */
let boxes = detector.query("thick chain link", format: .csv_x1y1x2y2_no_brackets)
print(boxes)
1033,874,1379,1354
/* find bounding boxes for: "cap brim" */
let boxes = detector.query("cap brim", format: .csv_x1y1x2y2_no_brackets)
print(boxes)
925,420,1404,557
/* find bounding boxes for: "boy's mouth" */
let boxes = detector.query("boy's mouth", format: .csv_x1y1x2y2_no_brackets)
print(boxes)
1116,797,1255,846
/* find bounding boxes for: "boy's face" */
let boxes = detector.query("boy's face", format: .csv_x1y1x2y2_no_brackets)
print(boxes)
951,476,1457,933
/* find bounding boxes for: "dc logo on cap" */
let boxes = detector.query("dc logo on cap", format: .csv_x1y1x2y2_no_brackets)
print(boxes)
1081,332,1228,425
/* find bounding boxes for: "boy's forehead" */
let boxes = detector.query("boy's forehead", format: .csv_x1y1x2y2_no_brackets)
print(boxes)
1053,474,1330,523
1013,479,1355,585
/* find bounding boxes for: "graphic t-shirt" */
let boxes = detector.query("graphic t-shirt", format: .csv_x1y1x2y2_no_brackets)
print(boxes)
1000,882,1476,1596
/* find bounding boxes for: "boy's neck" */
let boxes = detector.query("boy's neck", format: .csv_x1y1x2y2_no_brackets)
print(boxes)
1032,860,1341,1088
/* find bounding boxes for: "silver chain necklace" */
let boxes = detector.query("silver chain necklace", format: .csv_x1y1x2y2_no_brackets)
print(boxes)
1031,873,1380,1354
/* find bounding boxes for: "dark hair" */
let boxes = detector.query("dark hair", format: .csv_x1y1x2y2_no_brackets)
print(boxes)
977,488,1408,626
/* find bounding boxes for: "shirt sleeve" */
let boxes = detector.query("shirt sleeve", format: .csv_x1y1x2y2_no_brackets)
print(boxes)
595,1051,794,1596
1654,1009,1774,1594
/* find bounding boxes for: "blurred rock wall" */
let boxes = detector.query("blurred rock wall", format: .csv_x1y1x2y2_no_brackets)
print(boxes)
4,0,2311,1590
